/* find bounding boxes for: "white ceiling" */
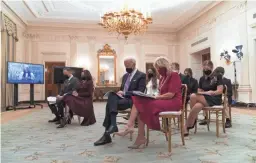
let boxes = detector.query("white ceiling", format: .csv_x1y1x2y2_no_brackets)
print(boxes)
3,0,217,31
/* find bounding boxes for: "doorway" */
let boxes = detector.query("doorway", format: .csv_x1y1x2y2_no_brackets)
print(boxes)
190,47,211,80
45,62,65,99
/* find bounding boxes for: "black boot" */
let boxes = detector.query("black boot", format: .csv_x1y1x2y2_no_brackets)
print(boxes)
199,117,207,125
48,117,60,123
94,133,112,146
57,117,67,128
225,119,232,128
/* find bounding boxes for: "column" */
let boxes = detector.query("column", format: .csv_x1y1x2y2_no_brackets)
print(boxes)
117,40,125,84
87,36,97,82
135,39,143,71
237,5,252,103
69,35,78,66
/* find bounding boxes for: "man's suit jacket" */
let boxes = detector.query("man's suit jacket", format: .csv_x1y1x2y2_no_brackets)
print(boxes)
60,77,79,96
120,70,146,98
223,77,232,105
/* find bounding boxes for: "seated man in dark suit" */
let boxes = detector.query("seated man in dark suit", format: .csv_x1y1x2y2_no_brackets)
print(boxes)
48,68,79,128
94,57,146,146
171,62,189,85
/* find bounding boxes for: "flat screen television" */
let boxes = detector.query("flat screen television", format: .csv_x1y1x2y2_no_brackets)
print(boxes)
7,62,44,84
53,66,83,84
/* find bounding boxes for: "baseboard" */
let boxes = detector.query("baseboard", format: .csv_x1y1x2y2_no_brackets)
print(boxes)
18,100,46,104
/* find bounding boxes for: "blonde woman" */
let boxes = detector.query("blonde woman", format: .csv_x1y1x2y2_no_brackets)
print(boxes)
115,57,182,149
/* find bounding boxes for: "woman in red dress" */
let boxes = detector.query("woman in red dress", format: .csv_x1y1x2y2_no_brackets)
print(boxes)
115,57,182,148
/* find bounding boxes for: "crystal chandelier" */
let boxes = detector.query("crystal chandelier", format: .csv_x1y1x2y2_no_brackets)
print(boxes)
99,6,153,39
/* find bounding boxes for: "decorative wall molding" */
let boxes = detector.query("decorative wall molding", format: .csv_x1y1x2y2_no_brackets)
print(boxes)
69,35,78,41
1,13,18,40
41,52,66,55
236,1,247,12
179,1,249,41
23,32,39,40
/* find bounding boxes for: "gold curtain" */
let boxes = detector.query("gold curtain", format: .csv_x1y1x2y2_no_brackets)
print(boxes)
1,13,18,111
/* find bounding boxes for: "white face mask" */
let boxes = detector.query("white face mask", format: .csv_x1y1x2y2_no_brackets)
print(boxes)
172,70,179,73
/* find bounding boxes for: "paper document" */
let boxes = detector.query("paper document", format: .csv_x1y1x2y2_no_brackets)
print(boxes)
104,91,124,98
132,91,156,99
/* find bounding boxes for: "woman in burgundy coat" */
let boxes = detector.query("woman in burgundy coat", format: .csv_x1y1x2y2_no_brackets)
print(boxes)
63,70,96,126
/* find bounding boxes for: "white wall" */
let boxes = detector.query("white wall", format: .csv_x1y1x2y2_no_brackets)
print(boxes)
177,1,256,103
19,26,176,101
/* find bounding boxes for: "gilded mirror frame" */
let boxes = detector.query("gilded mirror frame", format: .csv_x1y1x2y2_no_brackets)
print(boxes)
97,44,117,86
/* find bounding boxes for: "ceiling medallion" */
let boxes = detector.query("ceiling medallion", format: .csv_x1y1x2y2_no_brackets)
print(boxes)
99,5,153,40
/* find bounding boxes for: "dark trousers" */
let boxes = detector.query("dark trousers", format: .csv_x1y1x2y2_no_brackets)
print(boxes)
47,100,65,118
103,92,132,129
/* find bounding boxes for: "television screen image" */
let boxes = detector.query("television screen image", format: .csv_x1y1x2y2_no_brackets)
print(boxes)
53,66,83,84
7,62,44,84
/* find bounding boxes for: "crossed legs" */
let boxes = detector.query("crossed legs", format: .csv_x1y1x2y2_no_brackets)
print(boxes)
184,93,208,134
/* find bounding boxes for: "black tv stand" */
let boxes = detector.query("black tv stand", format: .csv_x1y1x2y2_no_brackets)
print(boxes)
6,84,43,111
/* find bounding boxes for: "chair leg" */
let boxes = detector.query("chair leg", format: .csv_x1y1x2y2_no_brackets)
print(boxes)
222,110,226,133
177,117,180,129
162,118,168,141
216,111,219,137
146,126,149,146
194,116,197,134
180,115,185,145
229,105,232,124
168,118,172,153
78,116,81,124
173,118,176,126
129,133,133,141
206,110,210,131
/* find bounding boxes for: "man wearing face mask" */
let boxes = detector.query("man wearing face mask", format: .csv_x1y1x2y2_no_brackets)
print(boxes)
47,68,79,128
171,62,189,85
94,57,146,146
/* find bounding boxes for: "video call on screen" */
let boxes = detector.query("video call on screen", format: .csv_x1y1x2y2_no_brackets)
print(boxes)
7,62,44,84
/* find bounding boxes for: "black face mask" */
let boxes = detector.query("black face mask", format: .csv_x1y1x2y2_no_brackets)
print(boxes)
148,73,153,79
126,68,133,74
185,74,190,78
203,70,212,75
64,75,69,79
81,76,89,80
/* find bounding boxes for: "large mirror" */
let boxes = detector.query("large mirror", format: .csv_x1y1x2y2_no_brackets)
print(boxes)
97,44,116,86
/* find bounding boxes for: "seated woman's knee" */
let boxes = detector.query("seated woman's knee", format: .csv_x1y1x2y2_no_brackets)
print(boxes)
190,93,197,100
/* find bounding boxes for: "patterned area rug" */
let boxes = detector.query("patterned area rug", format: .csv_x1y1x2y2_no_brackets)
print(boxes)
1,102,256,163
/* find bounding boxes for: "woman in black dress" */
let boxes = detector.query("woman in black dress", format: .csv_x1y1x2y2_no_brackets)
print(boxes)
184,60,224,136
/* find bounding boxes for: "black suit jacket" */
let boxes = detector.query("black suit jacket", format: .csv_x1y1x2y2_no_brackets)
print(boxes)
120,70,146,97
60,76,79,96
223,77,232,104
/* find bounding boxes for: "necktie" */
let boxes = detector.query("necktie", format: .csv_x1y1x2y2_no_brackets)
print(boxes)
124,74,131,93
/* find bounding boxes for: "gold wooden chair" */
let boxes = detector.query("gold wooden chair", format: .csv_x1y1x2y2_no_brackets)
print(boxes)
146,84,187,153
195,85,227,137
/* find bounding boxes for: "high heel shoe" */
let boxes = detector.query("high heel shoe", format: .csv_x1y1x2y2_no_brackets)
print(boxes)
184,119,197,137
114,128,134,137
128,140,147,149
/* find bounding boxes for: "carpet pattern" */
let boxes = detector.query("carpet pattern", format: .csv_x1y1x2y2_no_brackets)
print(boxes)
1,102,256,163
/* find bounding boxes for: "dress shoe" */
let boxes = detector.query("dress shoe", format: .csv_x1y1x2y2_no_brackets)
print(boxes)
225,120,232,128
48,117,59,123
199,119,207,125
57,118,67,128
106,125,118,134
94,133,112,146
55,120,61,125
